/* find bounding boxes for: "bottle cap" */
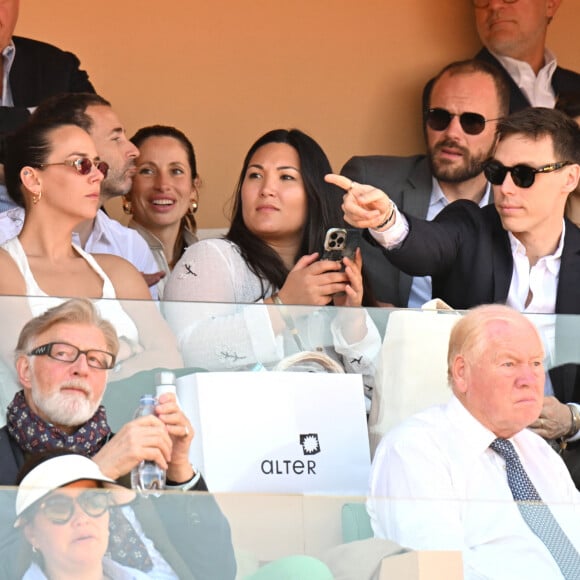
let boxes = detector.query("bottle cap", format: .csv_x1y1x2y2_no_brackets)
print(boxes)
155,371,177,397
155,371,176,385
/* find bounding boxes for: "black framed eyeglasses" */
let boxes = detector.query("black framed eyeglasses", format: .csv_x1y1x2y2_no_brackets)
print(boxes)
483,159,571,189
473,0,517,7
38,157,109,178
27,342,116,370
36,490,111,525
426,108,499,136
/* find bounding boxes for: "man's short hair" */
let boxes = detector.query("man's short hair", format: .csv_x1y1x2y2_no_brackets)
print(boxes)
15,298,119,361
446,304,542,387
424,59,511,121
497,107,580,164
30,93,111,133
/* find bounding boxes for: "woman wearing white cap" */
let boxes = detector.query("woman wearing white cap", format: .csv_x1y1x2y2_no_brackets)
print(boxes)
15,452,148,580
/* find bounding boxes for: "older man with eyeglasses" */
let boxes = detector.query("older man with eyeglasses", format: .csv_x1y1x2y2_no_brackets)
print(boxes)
472,0,580,112
0,297,236,579
341,58,509,307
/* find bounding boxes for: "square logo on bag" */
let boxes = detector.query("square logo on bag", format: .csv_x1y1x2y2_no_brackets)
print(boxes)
300,433,321,455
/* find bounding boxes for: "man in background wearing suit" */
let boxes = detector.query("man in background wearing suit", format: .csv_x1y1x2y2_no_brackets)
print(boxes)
342,59,509,306
0,0,95,211
472,0,580,112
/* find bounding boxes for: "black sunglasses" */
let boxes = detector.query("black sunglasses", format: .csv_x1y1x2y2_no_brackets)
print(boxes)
38,157,109,178
483,159,571,189
426,108,498,136
36,490,111,525
27,341,116,370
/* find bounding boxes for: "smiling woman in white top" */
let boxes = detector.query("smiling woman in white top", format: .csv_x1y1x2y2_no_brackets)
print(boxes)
123,125,200,299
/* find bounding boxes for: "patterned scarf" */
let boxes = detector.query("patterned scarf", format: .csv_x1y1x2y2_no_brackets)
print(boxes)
7,390,111,455
6,390,153,572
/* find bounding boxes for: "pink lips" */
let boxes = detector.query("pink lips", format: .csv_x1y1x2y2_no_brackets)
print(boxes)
498,204,523,214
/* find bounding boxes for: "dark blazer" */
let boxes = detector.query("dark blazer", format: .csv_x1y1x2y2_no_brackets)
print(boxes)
0,36,95,136
382,199,580,402
0,426,237,580
475,48,580,113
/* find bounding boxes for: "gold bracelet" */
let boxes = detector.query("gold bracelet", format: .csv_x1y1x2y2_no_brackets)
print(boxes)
271,293,284,306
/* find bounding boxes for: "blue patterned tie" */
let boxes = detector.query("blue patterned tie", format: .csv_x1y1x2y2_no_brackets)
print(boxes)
490,438,580,579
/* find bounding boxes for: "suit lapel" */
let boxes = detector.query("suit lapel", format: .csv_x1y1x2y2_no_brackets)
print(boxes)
9,37,32,106
399,157,432,216
398,158,433,302
489,208,513,301
475,48,531,112
556,220,580,314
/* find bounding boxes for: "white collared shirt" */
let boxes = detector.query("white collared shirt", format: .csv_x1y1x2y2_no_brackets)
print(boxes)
506,225,563,314
492,49,558,108
368,396,580,579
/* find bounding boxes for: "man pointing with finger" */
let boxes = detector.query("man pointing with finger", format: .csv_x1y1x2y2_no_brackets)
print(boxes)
327,106,580,483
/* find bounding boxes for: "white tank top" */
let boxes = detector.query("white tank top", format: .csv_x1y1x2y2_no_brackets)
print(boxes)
1,237,140,344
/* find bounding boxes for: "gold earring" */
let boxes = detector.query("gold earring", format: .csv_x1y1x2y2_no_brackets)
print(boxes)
190,201,198,214
122,198,133,215
32,190,42,205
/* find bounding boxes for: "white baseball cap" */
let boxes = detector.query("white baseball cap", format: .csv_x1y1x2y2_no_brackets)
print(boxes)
15,454,135,527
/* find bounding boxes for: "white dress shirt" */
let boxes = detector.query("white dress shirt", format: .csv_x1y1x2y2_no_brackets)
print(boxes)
368,396,580,579
493,49,558,108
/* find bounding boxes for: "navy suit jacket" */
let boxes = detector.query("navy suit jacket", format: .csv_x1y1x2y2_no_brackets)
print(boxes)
0,36,95,137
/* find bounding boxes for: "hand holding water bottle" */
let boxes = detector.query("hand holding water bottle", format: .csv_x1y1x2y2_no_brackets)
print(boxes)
93,379,194,488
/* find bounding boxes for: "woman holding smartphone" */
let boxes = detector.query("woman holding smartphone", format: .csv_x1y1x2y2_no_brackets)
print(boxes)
164,129,379,405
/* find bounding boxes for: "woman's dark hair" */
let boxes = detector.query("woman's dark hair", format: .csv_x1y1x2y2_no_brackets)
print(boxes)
227,128,352,298
130,125,199,266
4,120,83,208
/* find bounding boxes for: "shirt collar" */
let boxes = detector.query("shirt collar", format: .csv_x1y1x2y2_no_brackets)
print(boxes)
507,219,565,273
491,48,557,83
2,39,14,57
73,209,107,246
430,177,492,209
446,395,498,456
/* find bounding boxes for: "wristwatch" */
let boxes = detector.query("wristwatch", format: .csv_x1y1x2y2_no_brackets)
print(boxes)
566,403,580,438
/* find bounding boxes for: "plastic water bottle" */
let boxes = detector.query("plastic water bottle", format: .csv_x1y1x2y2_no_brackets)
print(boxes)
130,394,166,496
